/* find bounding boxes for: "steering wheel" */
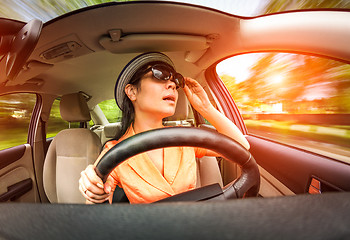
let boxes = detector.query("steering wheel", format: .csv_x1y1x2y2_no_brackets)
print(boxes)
95,127,260,200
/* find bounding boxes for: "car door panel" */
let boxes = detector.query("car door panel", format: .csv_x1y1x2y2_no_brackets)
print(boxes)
0,144,39,202
247,135,350,194
258,166,295,197
0,145,26,169
220,153,295,197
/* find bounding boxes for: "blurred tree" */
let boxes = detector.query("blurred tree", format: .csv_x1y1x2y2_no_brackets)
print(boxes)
282,55,344,101
237,54,275,101
38,0,128,16
220,74,239,99
0,0,133,22
328,64,350,112
98,99,122,123
233,51,350,113
264,0,350,14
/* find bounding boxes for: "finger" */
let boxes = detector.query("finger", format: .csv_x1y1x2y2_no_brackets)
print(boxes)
182,83,191,96
79,177,87,194
81,186,110,204
104,176,115,194
85,165,105,189
182,79,195,96
79,175,110,202
184,77,199,87
85,189,110,203
184,77,195,83
184,79,204,97
80,169,107,196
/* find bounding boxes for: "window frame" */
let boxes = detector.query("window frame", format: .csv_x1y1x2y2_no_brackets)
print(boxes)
205,65,248,135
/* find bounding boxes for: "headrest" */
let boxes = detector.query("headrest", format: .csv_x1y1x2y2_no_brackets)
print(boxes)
104,122,122,138
60,93,91,122
167,88,188,121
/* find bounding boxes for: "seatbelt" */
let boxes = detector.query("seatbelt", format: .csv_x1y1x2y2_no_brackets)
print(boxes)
40,117,48,156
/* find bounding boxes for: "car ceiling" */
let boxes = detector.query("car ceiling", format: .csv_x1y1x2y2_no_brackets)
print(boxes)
1,2,350,107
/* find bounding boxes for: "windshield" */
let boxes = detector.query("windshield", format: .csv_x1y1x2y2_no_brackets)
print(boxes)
1,0,349,22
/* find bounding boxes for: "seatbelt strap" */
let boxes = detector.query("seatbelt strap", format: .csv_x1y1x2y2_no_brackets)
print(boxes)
40,117,48,156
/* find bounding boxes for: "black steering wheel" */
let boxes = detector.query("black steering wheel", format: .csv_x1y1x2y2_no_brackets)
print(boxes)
95,127,260,201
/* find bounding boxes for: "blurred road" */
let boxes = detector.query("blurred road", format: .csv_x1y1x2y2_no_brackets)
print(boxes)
248,129,350,164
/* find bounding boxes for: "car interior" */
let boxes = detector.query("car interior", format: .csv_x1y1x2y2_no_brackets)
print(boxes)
41,89,225,203
0,1,349,238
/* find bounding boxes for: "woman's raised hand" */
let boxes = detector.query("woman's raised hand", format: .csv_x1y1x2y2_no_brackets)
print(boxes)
79,164,113,204
183,77,250,150
183,77,214,115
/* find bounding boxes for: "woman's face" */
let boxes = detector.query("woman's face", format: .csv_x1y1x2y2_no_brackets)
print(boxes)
129,70,178,119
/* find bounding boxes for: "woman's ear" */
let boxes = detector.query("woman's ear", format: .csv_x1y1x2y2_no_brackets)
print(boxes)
125,84,137,101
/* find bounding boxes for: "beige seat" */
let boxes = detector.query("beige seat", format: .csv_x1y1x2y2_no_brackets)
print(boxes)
43,93,102,203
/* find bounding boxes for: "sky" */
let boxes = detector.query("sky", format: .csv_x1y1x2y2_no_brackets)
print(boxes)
216,54,264,83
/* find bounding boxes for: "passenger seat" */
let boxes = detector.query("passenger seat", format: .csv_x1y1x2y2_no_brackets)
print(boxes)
43,93,102,203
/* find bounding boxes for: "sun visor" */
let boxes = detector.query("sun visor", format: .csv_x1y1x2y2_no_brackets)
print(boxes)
4,60,52,87
5,19,42,82
99,32,210,61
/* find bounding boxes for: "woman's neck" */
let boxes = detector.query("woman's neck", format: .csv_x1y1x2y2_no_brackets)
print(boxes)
133,115,164,134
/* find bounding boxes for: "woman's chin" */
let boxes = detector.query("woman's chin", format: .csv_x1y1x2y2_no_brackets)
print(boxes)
161,108,176,119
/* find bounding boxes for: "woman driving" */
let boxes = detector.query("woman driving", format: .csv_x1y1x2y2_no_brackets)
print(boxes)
79,52,249,204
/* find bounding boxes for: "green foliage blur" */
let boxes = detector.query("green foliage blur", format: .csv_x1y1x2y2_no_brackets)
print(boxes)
0,0,133,22
0,93,36,150
264,0,350,14
98,99,122,123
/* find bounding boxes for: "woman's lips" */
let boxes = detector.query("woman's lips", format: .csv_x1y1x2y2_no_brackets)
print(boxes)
163,94,176,102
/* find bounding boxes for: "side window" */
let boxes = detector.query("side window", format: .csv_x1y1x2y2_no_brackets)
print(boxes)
217,53,350,163
47,98,80,138
98,99,122,123
0,93,37,150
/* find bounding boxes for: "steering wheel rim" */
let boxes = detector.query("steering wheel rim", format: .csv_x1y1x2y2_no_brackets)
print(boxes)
96,127,260,199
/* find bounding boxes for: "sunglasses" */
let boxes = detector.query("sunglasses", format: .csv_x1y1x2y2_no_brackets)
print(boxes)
142,64,185,89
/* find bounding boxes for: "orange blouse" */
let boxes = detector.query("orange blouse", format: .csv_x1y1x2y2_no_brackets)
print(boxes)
96,127,207,204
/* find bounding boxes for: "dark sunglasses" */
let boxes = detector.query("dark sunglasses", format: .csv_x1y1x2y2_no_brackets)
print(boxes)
142,64,185,89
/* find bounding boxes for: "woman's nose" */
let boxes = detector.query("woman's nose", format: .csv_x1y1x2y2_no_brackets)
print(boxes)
166,80,176,89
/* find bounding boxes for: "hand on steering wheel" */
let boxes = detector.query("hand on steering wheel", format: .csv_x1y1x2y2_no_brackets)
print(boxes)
79,164,114,204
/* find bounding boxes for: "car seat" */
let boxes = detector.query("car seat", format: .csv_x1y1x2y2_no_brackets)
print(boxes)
43,93,102,203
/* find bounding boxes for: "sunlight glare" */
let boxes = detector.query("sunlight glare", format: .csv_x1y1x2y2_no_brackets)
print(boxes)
216,54,264,83
271,74,284,84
